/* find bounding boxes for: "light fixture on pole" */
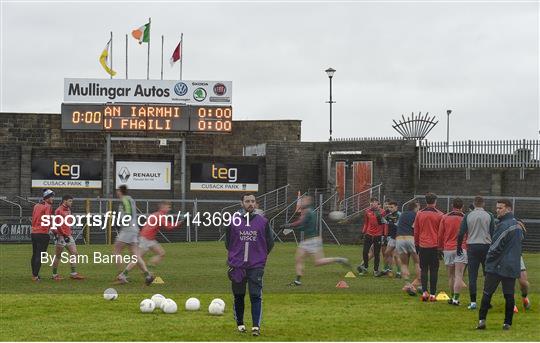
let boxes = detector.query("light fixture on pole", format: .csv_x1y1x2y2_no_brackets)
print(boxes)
325,67,336,141
446,109,452,146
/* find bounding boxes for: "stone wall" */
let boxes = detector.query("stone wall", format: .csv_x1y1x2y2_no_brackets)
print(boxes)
0,112,301,199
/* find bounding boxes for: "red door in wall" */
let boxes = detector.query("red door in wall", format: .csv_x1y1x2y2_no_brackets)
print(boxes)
335,161,346,202
353,161,372,194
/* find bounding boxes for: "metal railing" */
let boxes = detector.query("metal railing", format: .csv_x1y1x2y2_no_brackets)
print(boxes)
268,191,309,243
270,190,342,245
419,139,540,169
338,183,382,220
21,197,239,244
333,136,405,142
0,196,23,222
313,192,341,244
219,184,289,215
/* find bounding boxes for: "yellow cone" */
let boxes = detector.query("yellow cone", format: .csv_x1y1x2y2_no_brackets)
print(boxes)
152,276,165,284
436,291,450,301
345,271,356,278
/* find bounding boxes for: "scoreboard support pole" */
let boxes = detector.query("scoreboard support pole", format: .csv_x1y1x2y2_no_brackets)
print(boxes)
181,138,186,213
107,136,186,205
106,134,111,197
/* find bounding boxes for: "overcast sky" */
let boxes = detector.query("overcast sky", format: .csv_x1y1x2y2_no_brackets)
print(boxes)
1,1,539,141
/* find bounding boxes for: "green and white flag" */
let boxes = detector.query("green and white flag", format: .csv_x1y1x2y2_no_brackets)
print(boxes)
131,22,150,44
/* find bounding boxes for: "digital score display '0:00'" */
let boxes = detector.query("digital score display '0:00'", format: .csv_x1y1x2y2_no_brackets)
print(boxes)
194,106,232,132
61,103,233,133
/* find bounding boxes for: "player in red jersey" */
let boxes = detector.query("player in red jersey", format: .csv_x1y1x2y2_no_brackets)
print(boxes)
51,195,85,280
30,189,55,281
414,192,444,301
123,202,181,274
357,198,387,276
438,198,466,305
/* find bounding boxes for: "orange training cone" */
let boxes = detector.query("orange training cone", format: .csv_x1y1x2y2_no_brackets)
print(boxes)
336,280,349,288
513,305,519,313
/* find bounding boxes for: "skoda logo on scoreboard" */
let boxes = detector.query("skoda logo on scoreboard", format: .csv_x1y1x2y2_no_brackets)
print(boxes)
193,88,207,102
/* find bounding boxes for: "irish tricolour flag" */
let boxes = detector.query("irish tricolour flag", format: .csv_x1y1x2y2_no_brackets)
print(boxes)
132,22,150,44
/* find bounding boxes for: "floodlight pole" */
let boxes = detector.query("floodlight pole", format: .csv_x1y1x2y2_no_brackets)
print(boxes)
325,68,336,141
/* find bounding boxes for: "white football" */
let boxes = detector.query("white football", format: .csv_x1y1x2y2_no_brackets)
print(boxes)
211,298,225,311
151,294,166,308
140,299,155,313
185,297,201,311
208,302,224,316
328,211,346,221
160,298,172,310
103,288,118,301
162,299,178,314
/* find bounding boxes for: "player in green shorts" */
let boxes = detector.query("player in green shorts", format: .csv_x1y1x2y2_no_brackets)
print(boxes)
281,196,351,286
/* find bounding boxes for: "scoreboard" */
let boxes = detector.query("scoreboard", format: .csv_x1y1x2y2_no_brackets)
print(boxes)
61,103,232,133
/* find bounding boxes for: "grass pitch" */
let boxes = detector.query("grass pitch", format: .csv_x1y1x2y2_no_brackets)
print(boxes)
0,242,539,341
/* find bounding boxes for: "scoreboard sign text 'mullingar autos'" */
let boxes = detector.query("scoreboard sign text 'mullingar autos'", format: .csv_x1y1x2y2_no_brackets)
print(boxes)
64,79,232,105
190,163,259,192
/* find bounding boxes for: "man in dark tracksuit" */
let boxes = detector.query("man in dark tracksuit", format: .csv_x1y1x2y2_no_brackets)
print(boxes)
225,194,274,336
477,199,523,330
457,196,495,310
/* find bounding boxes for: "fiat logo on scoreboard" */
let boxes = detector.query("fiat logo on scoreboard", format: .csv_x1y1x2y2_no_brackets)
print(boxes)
213,83,227,96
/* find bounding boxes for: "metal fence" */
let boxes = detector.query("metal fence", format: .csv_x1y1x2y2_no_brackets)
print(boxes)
338,184,383,220
419,139,540,170
219,184,289,216
0,197,22,221
333,136,405,142
21,197,235,244
1,184,291,244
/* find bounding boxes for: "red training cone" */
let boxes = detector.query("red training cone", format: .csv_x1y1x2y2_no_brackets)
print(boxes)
336,280,349,289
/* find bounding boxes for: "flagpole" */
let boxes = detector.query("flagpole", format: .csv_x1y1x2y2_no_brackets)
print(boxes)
147,17,151,80
125,34,128,79
179,33,183,80
160,35,164,80
110,31,113,79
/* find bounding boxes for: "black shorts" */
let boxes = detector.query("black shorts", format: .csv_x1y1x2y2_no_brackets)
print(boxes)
231,268,264,295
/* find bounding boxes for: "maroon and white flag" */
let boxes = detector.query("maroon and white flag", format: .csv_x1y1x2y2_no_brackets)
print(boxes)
170,41,182,66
